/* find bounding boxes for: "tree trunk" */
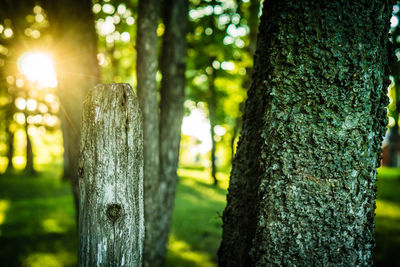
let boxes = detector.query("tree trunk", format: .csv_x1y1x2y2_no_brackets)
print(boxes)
78,84,144,267
247,0,259,57
388,118,398,167
6,129,14,171
388,90,400,167
24,119,35,175
219,1,392,266
208,65,218,185
157,0,188,264
43,0,100,212
5,98,15,172
61,135,70,181
136,0,162,266
230,115,241,160
24,93,35,175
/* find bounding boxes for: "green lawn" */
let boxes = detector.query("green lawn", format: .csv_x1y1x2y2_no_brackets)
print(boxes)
0,165,398,266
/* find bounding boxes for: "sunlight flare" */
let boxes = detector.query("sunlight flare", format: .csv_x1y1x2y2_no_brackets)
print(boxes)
18,52,57,89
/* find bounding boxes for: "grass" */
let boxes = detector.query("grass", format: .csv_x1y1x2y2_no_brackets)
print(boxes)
0,165,398,266
0,167,77,267
166,169,227,266
0,165,228,267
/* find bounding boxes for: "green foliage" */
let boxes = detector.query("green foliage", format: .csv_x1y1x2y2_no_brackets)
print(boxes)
92,0,138,84
0,3,61,170
389,3,400,126
0,0,259,173
186,0,250,123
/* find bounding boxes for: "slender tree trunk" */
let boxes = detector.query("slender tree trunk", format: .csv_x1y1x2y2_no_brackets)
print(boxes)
24,90,35,175
230,114,242,160
24,118,35,175
43,0,100,212
388,89,400,167
78,84,144,267
61,134,70,181
136,0,162,266
5,99,15,172
208,65,218,185
388,116,398,167
6,130,14,171
108,44,119,80
157,0,188,264
247,0,259,56
219,1,392,266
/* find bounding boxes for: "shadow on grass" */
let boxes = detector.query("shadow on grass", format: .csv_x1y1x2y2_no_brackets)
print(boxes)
167,175,227,267
375,173,400,267
376,177,400,203
0,171,77,267
374,216,400,267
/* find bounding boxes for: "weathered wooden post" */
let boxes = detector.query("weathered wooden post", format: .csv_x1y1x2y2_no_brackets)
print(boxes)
78,83,144,266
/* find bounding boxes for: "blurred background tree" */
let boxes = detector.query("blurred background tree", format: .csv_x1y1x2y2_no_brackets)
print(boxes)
0,0,61,176
387,3,400,167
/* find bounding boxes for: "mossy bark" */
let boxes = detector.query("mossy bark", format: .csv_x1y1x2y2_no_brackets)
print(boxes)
78,84,144,267
219,1,393,266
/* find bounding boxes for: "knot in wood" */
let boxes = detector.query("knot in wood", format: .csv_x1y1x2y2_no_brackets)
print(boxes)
106,203,123,222
78,167,84,179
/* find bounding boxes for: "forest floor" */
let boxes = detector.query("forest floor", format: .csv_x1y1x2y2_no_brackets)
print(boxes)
0,164,398,266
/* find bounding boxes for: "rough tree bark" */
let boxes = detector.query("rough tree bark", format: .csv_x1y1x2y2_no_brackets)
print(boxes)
78,84,144,267
136,0,162,266
43,0,100,212
219,1,392,266
158,0,188,263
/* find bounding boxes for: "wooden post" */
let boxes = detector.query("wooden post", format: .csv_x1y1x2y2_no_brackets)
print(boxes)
78,83,144,267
